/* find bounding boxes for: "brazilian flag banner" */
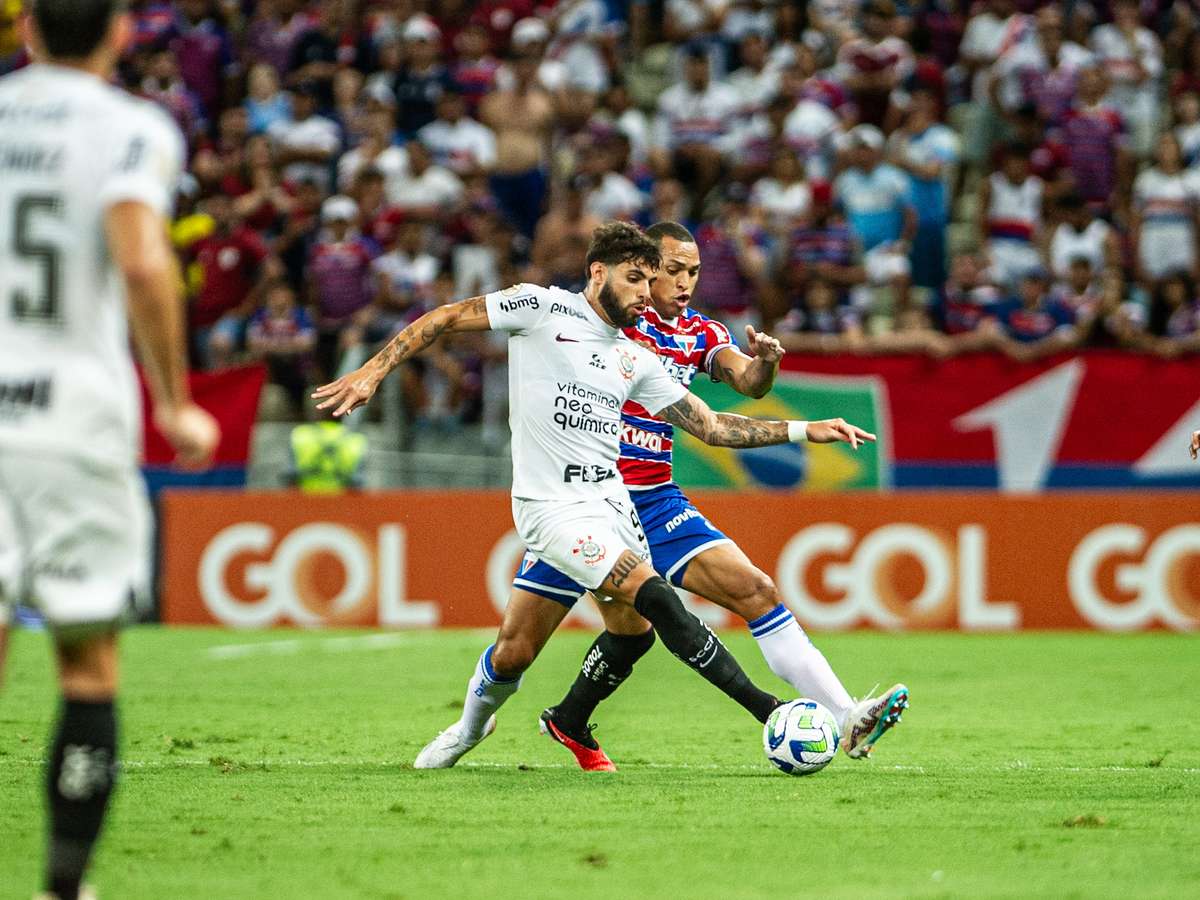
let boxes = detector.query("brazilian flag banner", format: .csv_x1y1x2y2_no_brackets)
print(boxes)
672,373,891,491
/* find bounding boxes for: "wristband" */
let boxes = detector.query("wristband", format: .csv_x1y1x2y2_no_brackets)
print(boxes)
787,420,809,442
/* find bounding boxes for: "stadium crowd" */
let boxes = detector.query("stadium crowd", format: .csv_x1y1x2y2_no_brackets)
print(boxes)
4,0,1200,428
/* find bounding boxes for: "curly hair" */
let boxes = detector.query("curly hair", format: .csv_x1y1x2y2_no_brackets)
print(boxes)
584,222,661,275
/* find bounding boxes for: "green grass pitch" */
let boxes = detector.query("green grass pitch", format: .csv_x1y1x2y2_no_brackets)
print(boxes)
2,627,1198,899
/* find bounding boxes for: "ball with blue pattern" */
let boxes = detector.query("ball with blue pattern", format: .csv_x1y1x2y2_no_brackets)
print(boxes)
763,699,839,775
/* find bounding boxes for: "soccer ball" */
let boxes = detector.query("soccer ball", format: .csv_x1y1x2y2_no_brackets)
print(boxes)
763,699,839,775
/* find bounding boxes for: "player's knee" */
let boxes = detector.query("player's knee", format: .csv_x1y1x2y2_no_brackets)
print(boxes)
490,637,538,678
599,599,652,637
741,571,780,620
632,576,686,625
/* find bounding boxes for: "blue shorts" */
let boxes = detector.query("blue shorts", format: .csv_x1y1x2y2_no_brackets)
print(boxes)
511,483,732,608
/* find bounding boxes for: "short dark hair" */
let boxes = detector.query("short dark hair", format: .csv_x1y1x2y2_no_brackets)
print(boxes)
585,222,661,273
33,0,122,59
645,221,695,245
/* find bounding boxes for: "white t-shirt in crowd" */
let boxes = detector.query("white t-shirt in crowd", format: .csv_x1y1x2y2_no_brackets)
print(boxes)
484,283,687,501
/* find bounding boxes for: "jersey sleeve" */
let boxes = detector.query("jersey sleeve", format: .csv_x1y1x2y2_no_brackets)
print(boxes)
701,318,737,379
484,283,552,333
629,345,688,415
96,103,185,218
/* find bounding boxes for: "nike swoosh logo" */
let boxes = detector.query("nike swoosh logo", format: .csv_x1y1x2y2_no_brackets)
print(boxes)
555,334,579,343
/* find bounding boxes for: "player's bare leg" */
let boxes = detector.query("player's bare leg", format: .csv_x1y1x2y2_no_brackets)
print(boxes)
414,591,569,768
40,629,119,900
0,624,8,692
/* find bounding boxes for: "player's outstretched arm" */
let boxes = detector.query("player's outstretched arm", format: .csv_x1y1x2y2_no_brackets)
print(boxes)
657,392,876,449
711,326,784,399
312,296,491,417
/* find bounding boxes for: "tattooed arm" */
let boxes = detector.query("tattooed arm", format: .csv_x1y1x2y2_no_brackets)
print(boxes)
658,392,876,449
312,296,491,417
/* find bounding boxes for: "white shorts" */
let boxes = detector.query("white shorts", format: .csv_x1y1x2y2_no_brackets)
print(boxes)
0,450,151,631
512,492,650,592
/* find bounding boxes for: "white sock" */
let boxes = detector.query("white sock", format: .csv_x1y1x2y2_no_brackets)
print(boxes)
459,645,522,742
749,604,854,725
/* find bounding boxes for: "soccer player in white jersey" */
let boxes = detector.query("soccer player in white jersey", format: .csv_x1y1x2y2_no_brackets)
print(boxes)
0,2,219,897
314,222,875,767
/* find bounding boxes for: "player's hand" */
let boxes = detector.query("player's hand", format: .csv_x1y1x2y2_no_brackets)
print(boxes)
1190,430,1199,460
745,325,784,363
806,418,876,450
312,366,381,417
155,403,220,470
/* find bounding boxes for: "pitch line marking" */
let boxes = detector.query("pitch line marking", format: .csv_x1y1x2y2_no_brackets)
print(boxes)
205,634,405,660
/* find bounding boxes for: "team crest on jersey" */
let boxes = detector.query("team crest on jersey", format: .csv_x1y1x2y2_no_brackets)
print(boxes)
572,536,607,567
616,349,636,381
675,334,698,356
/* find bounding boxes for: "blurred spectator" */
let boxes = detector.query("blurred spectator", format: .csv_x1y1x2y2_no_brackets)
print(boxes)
1075,267,1146,348
287,0,358,104
242,0,313,77
418,88,498,176
729,30,780,114
452,22,501,108
223,134,295,233
170,0,238,119
888,85,959,291
268,82,341,192
246,280,317,414
392,15,452,136
647,178,695,233
533,177,601,289
782,90,841,181
783,180,862,303
776,279,865,352
337,105,407,194
307,195,378,379
932,251,1005,336
1050,256,1101,317
996,268,1078,360
188,194,272,368
1048,192,1119,284
141,45,205,141
245,62,292,135
693,182,769,338
495,16,567,94
834,124,915,311
991,6,1090,129
359,220,441,348
652,43,742,214
979,142,1044,289
1174,92,1200,168
958,0,1021,172
750,148,811,233
579,138,646,221
1056,65,1131,218
1131,134,1200,288
1089,0,1162,158
1148,271,1200,351
835,0,914,129
480,50,554,236
387,139,465,216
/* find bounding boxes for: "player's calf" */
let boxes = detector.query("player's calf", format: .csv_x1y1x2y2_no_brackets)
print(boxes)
45,697,117,900
632,576,780,723
551,627,655,738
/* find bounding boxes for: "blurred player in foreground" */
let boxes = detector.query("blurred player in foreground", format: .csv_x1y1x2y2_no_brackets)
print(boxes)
0,2,219,897
417,222,907,771
315,222,874,767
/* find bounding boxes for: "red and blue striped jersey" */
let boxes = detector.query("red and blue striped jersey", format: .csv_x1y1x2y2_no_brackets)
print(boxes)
619,308,735,489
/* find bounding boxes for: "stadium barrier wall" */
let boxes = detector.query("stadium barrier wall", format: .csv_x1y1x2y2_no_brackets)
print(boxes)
159,491,1199,632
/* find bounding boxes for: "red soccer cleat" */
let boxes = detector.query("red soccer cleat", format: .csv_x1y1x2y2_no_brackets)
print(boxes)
538,708,617,772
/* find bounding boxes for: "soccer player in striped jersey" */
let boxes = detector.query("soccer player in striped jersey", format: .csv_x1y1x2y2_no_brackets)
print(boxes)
412,222,907,771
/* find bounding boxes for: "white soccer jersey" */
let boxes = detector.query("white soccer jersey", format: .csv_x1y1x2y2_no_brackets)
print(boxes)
484,283,687,501
0,64,184,470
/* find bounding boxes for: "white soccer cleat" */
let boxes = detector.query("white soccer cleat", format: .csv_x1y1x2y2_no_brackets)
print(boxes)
842,684,909,759
413,716,497,769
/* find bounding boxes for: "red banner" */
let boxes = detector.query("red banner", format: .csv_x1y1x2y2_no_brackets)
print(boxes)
140,365,265,467
159,490,1200,632
779,352,1200,490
